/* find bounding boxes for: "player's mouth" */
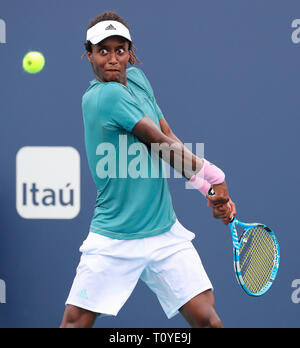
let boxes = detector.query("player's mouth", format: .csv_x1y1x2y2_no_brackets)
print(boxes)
106,69,120,73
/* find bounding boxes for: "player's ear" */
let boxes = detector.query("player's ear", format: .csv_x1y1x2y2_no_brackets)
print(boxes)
87,51,93,63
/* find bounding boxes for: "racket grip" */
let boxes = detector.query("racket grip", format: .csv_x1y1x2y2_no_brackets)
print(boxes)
229,216,235,223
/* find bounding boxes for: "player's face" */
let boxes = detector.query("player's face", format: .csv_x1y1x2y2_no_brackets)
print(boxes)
88,36,130,86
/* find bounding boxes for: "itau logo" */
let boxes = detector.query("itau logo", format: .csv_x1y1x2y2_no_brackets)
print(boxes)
16,147,80,219
0,19,6,44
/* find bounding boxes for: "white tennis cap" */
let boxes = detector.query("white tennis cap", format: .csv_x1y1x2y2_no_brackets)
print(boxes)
86,20,132,45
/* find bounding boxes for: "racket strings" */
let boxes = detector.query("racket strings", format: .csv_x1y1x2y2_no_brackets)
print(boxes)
241,232,274,278
238,226,275,294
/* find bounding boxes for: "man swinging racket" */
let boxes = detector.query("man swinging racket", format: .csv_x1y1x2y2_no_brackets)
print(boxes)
60,11,236,328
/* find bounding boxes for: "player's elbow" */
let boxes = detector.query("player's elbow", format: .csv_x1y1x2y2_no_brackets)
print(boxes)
132,116,172,147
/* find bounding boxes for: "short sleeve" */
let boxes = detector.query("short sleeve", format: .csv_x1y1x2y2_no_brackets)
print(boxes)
98,83,145,132
131,68,165,121
153,99,164,120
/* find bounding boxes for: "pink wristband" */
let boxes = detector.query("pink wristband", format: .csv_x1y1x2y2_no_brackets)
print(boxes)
188,158,225,196
201,159,225,185
189,175,211,196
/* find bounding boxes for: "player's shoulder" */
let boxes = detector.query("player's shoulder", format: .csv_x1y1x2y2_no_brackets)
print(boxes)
101,81,128,97
127,67,146,80
127,67,154,96
83,80,127,105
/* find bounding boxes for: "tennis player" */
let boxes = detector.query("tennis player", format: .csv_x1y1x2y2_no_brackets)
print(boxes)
60,11,236,328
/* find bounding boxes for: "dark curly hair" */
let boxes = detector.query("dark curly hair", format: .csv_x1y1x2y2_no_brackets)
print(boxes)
82,11,141,65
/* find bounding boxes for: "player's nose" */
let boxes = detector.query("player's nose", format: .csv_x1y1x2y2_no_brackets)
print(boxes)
108,52,118,64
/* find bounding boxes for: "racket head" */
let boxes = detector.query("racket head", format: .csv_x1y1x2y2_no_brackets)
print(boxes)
232,221,280,297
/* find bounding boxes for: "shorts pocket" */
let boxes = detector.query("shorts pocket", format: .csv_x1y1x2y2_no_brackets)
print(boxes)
170,220,195,242
81,254,110,273
79,232,116,255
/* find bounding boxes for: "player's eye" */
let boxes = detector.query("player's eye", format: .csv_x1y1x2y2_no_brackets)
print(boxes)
99,48,108,55
117,48,125,54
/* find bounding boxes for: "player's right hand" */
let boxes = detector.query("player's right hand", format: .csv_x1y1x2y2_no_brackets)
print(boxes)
208,199,236,225
206,182,230,206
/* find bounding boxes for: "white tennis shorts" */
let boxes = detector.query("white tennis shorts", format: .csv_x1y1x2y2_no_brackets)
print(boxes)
66,219,213,319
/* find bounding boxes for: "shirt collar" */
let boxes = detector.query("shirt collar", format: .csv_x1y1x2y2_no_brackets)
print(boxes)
89,79,101,86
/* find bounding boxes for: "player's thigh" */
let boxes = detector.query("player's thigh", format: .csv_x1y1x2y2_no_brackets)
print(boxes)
60,304,98,328
141,239,213,319
179,289,223,328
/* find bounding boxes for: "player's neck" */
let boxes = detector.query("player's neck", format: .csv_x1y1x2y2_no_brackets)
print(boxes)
95,74,127,87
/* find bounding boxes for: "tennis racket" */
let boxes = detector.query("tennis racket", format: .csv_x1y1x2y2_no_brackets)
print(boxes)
208,189,280,296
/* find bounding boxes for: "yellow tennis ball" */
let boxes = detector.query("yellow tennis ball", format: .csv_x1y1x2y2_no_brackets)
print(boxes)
23,51,45,74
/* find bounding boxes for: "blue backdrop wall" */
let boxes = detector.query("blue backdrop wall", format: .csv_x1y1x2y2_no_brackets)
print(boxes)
1,0,300,328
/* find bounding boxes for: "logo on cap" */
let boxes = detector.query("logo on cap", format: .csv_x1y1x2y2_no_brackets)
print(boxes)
105,24,117,31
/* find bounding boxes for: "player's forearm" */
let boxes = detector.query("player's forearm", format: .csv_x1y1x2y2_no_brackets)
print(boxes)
158,122,229,204
132,116,224,185
132,116,201,178
156,133,227,204
158,133,203,180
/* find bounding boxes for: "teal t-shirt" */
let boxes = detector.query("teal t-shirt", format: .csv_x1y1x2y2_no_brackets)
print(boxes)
82,67,177,240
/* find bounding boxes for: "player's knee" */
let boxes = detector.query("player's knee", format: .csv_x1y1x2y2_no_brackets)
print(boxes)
209,316,223,329
194,315,222,329
193,306,222,328
60,305,95,328
60,310,81,328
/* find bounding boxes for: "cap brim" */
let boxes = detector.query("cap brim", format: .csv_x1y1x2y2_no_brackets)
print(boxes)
86,20,132,45
89,33,131,45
